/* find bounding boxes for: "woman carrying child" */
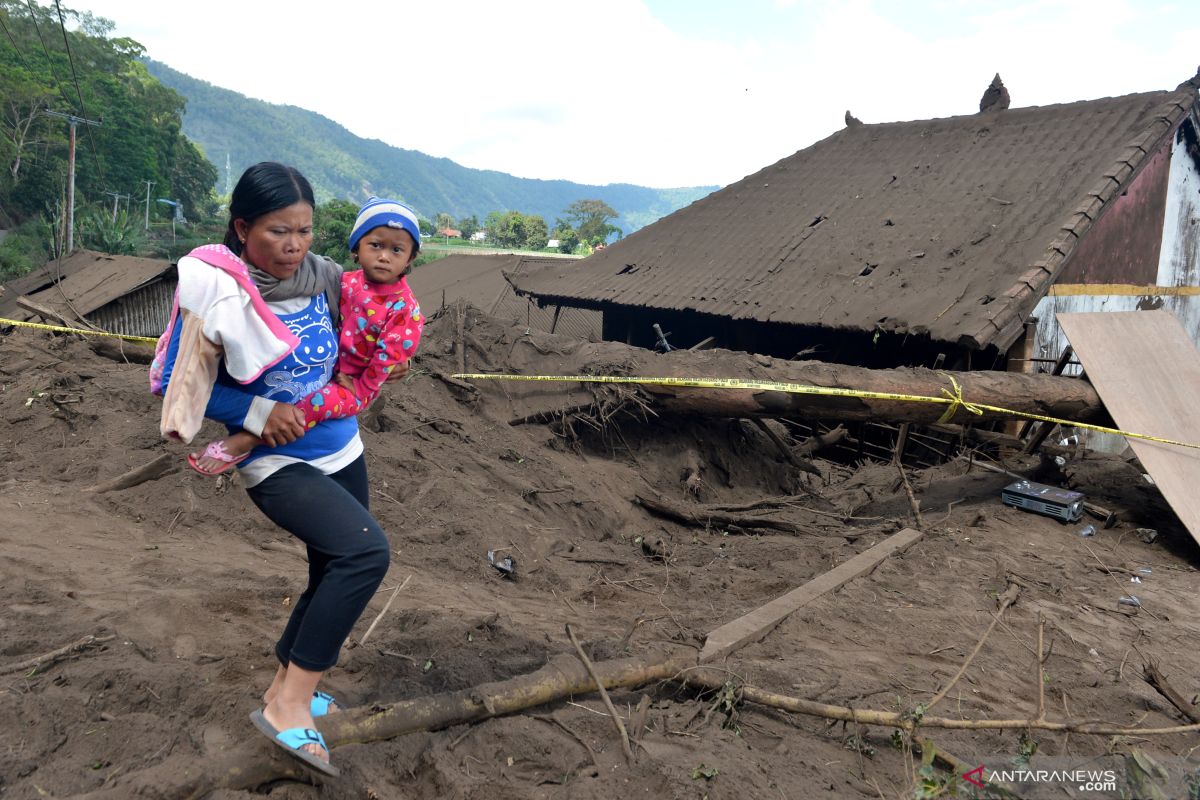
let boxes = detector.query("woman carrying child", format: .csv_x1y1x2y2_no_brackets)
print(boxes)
154,163,421,776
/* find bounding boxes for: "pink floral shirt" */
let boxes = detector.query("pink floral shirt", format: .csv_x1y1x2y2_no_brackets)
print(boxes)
295,270,423,426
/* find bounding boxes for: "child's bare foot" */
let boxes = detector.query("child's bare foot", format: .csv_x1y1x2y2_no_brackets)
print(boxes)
187,431,258,476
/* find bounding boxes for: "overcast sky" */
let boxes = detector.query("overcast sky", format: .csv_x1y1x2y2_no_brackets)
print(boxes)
82,0,1199,189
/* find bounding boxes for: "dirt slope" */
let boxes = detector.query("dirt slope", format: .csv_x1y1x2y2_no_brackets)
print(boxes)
1,308,1198,799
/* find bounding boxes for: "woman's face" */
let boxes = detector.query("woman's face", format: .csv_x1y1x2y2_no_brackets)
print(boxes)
234,201,313,280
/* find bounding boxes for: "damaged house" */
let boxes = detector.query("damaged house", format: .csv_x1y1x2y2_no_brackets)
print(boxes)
513,72,1200,373
0,249,175,338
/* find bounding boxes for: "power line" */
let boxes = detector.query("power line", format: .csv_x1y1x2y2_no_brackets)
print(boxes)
52,1,85,121
24,0,72,111
52,0,106,188
0,9,36,72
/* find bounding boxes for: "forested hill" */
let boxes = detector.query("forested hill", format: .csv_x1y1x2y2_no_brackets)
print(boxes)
146,60,716,234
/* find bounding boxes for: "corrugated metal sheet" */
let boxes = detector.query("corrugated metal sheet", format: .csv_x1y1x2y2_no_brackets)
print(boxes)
86,277,176,338
515,86,1195,351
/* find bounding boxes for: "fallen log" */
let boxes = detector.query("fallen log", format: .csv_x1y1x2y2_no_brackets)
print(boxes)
614,358,1106,426
76,649,696,799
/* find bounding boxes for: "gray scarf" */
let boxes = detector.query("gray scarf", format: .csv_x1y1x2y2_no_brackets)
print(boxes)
247,251,343,313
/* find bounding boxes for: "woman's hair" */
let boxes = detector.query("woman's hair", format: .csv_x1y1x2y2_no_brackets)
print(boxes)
223,162,316,254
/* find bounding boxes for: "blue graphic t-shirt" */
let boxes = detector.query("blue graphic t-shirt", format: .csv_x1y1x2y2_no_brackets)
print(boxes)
160,292,361,477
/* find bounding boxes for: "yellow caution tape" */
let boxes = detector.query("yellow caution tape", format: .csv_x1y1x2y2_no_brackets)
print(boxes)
452,372,1200,451
0,316,158,344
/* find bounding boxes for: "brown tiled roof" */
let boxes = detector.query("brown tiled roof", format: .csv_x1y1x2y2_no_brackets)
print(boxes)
514,83,1196,350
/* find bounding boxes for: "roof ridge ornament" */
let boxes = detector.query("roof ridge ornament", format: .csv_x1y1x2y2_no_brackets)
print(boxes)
979,73,1010,113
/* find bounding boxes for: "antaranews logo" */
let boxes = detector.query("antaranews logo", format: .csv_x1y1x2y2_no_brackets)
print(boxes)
963,765,1118,793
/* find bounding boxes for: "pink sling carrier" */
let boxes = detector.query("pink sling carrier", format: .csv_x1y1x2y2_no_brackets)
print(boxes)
148,244,300,395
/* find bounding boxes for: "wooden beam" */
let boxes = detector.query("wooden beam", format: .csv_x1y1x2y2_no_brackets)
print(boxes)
699,527,924,662
16,295,102,331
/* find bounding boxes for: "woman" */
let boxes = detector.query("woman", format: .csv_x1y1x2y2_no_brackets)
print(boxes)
158,162,389,776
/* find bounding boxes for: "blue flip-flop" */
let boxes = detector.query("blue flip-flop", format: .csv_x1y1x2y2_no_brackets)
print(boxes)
311,690,339,717
250,709,339,777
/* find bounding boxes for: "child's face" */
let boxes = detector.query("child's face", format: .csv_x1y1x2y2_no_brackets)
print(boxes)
353,226,417,284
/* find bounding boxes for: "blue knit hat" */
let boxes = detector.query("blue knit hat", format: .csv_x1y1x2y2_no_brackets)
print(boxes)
348,197,422,253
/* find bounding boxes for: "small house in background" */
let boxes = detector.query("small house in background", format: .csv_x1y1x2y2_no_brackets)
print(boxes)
0,250,175,338
407,252,600,340
514,71,1200,374
436,228,463,239
469,230,487,242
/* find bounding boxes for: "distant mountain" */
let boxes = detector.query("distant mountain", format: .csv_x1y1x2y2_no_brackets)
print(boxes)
146,60,717,234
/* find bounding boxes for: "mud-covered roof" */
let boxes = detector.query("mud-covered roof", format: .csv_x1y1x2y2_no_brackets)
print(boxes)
0,249,173,323
514,81,1197,350
408,252,600,340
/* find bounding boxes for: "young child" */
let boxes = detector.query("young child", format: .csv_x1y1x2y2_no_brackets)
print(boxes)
189,198,424,474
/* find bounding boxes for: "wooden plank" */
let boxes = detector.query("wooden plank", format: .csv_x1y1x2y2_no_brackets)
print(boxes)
16,295,102,331
1056,310,1200,546
699,527,924,663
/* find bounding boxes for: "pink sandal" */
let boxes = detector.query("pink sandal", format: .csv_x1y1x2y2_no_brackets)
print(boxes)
187,440,250,476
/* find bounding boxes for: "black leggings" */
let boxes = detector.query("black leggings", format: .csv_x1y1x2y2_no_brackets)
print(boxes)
246,456,389,672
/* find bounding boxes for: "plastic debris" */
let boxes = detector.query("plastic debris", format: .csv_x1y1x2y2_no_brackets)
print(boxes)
1078,524,1096,538
1136,528,1158,544
1118,595,1142,608
487,549,516,577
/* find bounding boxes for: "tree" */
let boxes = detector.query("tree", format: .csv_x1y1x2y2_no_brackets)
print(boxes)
552,219,579,254
418,217,435,237
458,214,479,241
562,199,621,244
434,212,454,233
485,210,524,248
523,214,548,250
312,198,358,266
0,1,217,242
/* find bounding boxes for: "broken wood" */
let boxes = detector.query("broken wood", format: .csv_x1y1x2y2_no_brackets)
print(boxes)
87,453,177,493
794,424,848,455
358,574,411,646
752,418,820,475
567,624,635,766
87,336,156,365
678,668,1200,735
77,649,696,798
895,462,925,530
1143,661,1200,724
0,633,115,676
16,295,102,331
699,527,924,662
925,583,1020,712
432,371,479,397
635,491,816,536
509,403,593,426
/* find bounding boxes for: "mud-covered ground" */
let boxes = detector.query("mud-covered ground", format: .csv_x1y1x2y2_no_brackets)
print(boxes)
2,308,1199,799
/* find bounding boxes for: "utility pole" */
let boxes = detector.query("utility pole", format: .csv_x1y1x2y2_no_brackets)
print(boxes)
43,110,102,254
102,190,129,223
143,180,155,231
